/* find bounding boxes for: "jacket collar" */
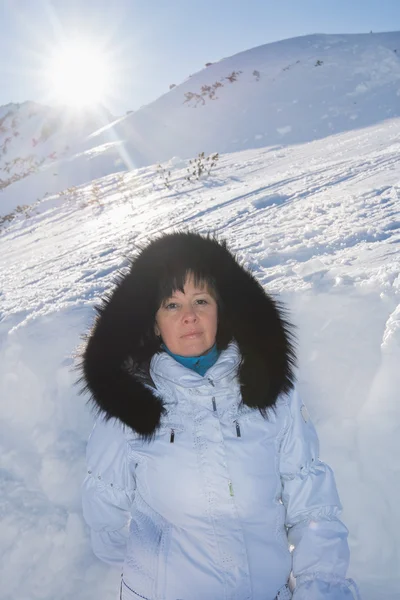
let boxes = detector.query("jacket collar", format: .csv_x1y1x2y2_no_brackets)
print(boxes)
150,342,241,398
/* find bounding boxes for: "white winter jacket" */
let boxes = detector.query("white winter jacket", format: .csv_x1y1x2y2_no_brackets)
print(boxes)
82,343,358,600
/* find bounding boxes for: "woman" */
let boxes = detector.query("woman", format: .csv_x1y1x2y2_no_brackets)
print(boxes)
81,232,360,600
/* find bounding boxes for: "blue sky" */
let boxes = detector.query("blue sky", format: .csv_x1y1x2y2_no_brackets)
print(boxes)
1,0,400,115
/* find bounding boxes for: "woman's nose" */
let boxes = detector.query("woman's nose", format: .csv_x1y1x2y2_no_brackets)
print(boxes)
182,307,197,323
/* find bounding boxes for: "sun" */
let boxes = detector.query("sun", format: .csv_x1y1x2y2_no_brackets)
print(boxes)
45,39,111,108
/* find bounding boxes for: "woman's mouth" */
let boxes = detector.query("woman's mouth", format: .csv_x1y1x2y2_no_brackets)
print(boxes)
181,331,202,339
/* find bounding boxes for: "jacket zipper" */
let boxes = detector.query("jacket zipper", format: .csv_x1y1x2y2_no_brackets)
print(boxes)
235,420,241,437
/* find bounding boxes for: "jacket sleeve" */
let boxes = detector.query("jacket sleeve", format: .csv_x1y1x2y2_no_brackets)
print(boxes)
279,389,360,599
82,417,136,567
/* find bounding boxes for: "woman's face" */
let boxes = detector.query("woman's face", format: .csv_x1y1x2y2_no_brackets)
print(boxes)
155,275,218,357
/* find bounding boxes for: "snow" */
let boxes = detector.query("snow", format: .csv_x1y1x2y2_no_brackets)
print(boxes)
0,102,114,210
1,31,400,600
2,31,400,217
78,31,400,167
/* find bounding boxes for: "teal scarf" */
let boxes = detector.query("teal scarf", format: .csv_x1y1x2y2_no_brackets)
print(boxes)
163,343,219,376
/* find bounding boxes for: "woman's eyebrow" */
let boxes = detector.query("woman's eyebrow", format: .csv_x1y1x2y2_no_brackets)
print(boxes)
164,290,210,300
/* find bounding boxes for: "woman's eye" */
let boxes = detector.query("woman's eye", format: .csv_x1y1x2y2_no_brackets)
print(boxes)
165,302,178,310
195,298,208,305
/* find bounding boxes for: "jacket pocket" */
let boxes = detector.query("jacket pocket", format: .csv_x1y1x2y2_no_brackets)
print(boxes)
159,419,185,443
159,410,185,441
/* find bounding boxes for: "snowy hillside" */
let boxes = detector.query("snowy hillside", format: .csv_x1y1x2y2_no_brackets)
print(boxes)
85,31,400,165
2,31,400,218
0,101,113,201
1,31,400,600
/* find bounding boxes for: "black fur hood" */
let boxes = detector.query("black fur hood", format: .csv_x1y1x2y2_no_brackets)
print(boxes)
81,232,296,438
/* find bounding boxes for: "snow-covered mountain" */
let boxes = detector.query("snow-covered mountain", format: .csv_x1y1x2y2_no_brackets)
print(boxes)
2,31,400,217
86,31,400,164
1,31,400,600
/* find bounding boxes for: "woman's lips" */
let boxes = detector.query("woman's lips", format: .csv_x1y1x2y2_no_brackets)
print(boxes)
181,331,202,338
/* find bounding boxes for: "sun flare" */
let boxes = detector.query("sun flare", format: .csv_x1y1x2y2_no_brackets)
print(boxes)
45,39,111,108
